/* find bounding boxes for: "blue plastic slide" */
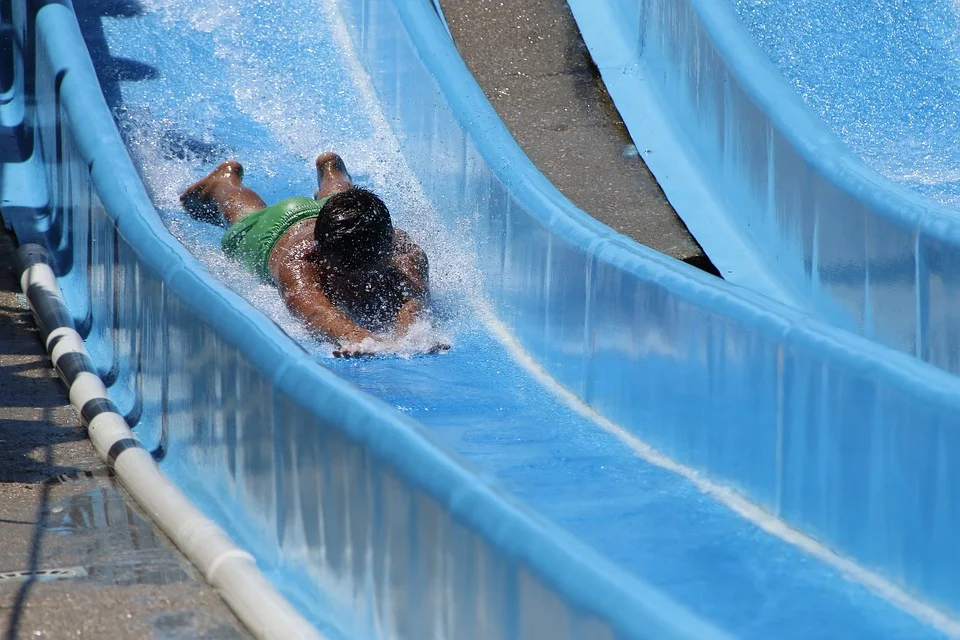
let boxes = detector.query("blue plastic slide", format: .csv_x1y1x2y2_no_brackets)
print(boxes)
4,0,960,638
568,0,960,376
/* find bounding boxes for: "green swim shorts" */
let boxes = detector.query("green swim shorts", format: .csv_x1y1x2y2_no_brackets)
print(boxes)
221,195,332,282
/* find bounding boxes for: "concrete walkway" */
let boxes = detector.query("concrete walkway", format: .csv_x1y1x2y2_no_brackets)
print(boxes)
0,226,249,639
437,0,718,275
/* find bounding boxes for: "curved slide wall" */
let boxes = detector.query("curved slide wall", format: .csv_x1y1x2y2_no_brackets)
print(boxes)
567,0,960,376
6,0,960,637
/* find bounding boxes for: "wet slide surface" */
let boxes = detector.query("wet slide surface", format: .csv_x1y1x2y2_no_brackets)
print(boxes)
77,0,946,637
732,0,960,211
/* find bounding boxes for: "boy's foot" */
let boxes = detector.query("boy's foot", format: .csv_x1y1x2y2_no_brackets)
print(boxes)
315,152,344,171
180,160,243,225
314,152,353,199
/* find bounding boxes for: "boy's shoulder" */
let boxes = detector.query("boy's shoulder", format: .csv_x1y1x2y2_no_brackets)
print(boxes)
391,228,424,257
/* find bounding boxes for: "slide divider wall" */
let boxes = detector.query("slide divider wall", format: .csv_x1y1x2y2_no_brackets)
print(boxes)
568,0,960,376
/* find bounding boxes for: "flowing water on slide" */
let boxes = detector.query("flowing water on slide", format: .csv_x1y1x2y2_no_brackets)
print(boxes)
733,0,960,210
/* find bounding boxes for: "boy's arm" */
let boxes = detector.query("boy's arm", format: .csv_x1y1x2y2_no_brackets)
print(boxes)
392,230,429,302
391,231,447,353
285,285,372,344
275,259,372,345
394,298,423,338
390,231,429,338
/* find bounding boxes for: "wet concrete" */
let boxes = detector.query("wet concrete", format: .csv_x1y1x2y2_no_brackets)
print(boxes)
0,225,250,639
436,0,718,274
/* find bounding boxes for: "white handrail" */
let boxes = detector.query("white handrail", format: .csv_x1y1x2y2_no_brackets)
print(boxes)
15,243,323,640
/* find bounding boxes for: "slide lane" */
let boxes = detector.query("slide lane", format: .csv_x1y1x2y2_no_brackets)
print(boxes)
69,0,958,638
567,0,960,376
731,0,960,212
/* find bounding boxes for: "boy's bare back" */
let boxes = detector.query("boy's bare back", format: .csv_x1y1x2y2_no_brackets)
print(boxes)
181,153,443,357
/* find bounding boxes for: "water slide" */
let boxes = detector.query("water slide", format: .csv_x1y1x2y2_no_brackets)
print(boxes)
4,0,960,638
568,0,960,375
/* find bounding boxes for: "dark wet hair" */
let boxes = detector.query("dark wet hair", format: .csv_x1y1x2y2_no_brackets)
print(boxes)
315,187,393,269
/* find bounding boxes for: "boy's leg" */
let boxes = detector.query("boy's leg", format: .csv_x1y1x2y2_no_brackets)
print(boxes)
181,160,268,226
314,152,354,199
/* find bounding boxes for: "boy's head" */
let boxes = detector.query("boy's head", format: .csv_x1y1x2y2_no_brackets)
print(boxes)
315,187,393,270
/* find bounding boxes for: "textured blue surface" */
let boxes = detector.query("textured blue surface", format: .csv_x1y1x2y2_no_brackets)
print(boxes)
7,0,960,637
356,9,960,632
567,0,960,376
731,0,960,211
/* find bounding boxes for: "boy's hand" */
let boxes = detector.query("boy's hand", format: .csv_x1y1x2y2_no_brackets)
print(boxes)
332,347,377,359
332,338,382,358
332,341,450,358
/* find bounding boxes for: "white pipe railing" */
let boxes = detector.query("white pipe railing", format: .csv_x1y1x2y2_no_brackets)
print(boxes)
15,243,323,640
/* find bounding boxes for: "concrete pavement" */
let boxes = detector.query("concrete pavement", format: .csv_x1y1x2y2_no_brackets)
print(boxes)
437,0,719,275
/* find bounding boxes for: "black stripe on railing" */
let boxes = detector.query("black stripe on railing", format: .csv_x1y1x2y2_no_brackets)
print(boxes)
25,283,74,339
54,351,97,386
79,397,120,426
106,438,144,467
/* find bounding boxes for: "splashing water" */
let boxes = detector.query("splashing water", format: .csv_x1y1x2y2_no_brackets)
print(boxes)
102,0,482,358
